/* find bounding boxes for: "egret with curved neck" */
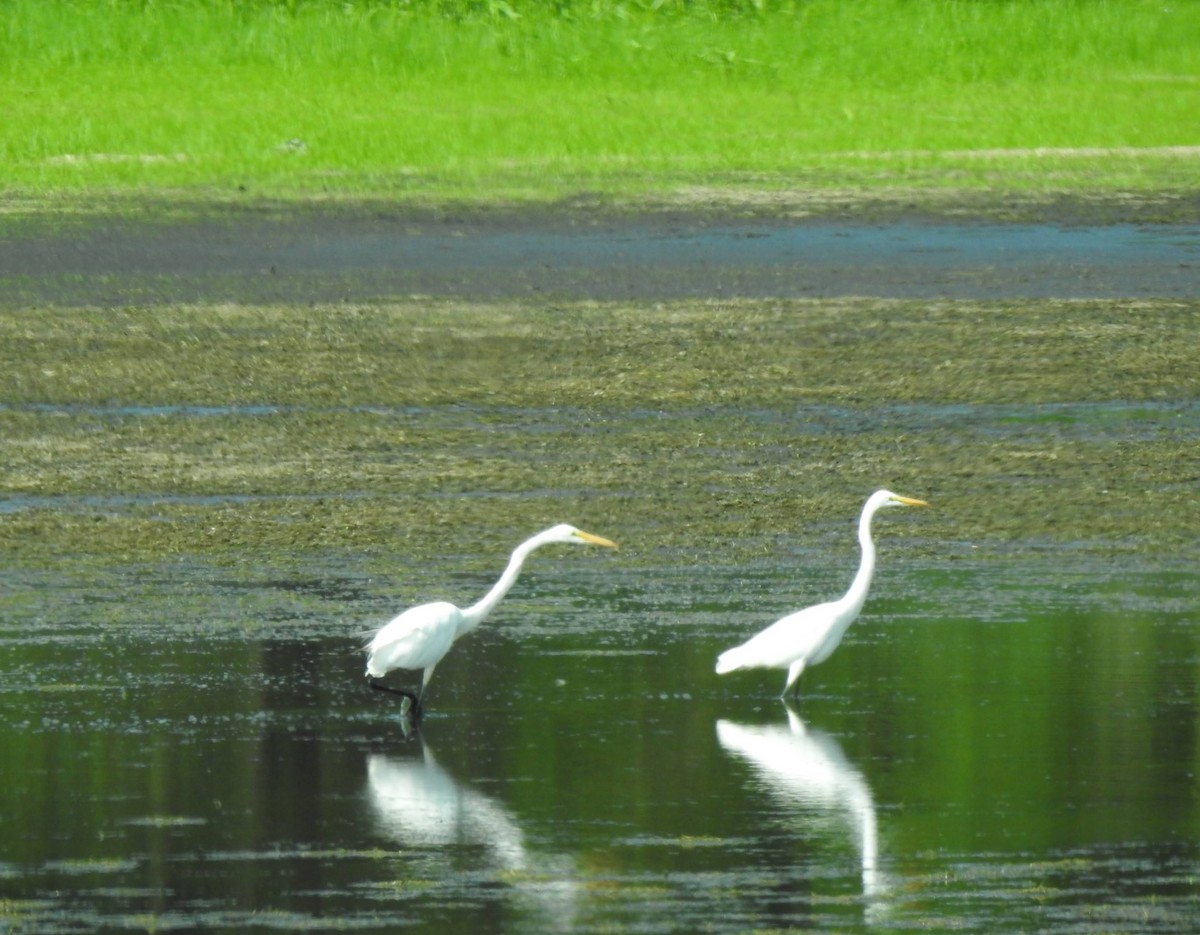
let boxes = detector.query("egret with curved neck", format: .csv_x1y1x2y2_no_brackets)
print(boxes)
366,524,618,715
715,490,929,697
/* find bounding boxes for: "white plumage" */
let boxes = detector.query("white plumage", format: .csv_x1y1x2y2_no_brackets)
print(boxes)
366,524,617,711
716,489,928,696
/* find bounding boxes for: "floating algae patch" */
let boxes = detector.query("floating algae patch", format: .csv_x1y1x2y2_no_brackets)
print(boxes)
3,300,1197,409
1,300,1197,567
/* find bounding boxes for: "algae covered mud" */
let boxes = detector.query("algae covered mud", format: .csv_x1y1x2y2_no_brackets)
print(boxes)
0,297,1197,565
1,207,1199,933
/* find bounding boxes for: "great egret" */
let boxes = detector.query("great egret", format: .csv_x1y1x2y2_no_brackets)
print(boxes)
715,489,929,697
366,524,618,714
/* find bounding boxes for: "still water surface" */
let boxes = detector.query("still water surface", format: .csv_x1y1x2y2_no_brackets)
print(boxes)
2,550,1197,932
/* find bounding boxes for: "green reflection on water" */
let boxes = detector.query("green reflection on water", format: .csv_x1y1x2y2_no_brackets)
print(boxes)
1,555,1197,932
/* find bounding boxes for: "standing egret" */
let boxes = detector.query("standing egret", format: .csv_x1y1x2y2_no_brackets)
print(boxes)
715,489,929,697
366,524,618,715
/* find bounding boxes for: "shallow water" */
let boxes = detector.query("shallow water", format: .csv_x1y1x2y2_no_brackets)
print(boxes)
5,213,1199,304
2,551,1197,933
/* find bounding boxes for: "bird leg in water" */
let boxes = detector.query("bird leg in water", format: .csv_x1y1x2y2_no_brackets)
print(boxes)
782,659,807,699
369,679,423,719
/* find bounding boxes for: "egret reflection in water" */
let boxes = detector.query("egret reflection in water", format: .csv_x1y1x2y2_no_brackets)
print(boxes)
716,706,886,905
366,745,578,927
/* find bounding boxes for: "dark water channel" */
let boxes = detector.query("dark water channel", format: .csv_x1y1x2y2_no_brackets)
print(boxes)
3,211,1198,303
3,549,1198,932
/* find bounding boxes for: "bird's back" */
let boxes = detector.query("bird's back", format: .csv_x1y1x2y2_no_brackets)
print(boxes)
716,600,846,673
366,601,462,677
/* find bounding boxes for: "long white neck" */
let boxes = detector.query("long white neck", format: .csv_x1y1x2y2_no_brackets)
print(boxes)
459,536,543,636
839,499,882,616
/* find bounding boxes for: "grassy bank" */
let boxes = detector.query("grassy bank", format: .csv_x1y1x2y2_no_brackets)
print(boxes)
3,0,1198,204
2,300,1197,567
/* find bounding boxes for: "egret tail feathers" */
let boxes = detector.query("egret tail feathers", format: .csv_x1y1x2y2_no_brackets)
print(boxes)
715,647,746,675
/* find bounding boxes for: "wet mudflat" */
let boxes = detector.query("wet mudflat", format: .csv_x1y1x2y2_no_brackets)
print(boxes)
2,197,1200,305
1,202,1199,932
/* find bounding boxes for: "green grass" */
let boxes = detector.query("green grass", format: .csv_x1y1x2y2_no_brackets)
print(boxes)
3,0,1198,204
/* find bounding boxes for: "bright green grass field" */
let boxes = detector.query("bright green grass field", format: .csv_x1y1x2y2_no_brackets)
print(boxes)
3,0,1198,203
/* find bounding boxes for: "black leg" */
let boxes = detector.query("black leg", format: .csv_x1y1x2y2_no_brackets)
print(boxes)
370,679,423,719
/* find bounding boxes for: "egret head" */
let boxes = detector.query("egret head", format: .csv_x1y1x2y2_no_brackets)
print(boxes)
541,524,620,549
872,489,930,510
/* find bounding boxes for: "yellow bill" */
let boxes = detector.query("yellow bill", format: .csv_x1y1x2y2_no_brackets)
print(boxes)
575,530,619,549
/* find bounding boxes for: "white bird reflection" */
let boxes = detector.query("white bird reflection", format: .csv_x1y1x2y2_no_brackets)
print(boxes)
716,706,887,909
366,745,577,926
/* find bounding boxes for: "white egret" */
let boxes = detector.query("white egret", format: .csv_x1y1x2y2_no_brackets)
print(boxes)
715,489,929,697
366,524,618,714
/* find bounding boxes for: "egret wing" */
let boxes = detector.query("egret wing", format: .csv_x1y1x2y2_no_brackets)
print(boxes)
366,601,463,677
721,601,841,671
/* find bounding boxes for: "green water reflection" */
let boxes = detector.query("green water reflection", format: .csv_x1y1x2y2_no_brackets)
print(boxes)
1,555,1197,932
